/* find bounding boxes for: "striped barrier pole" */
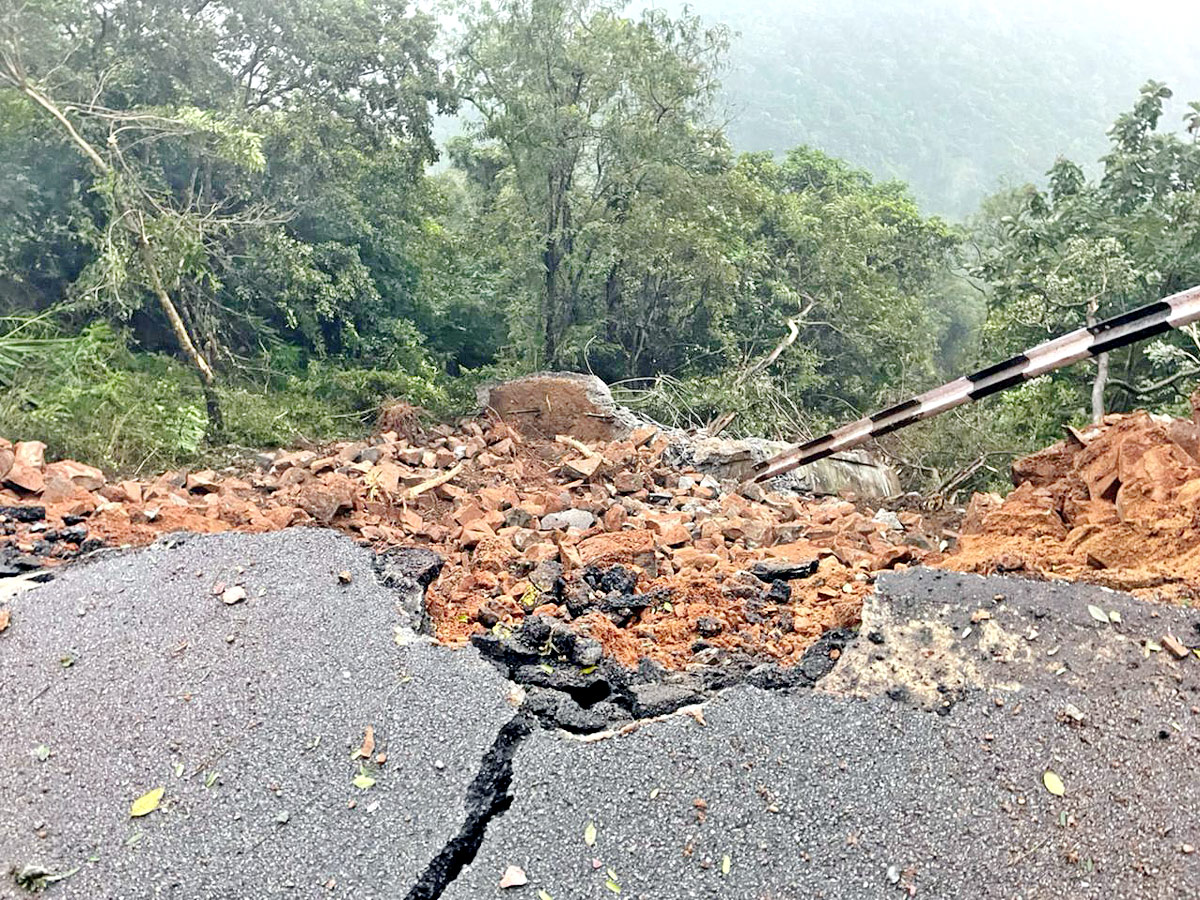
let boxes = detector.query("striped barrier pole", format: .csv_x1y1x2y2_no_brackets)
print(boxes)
752,284,1200,483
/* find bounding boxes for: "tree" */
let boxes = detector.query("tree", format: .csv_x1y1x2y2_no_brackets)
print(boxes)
454,0,728,367
1,0,454,434
973,81,1200,424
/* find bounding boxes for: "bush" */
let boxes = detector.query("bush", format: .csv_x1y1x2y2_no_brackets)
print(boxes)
0,319,471,473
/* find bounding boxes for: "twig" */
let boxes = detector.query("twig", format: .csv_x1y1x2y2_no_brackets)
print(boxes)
403,463,463,500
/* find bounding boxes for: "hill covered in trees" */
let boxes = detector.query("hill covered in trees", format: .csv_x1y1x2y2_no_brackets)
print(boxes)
687,0,1200,217
2,0,1200,494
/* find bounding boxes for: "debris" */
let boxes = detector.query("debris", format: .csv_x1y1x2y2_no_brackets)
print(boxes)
498,865,528,888
1162,634,1190,660
1042,770,1065,797
220,586,247,605
947,410,1200,601
354,726,376,760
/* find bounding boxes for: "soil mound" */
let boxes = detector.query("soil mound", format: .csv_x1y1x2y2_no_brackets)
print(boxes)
946,410,1200,600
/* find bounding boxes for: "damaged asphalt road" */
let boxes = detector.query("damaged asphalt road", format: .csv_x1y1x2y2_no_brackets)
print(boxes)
2,531,1199,898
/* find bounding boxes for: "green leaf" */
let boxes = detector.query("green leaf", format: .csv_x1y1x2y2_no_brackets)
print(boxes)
353,766,376,790
1043,770,1065,797
204,770,219,788
33,744,50,762
172,762,184,778
584,821,597,846
605,879,622,894
538,663,553,675
721,854,731,875
129,787,164,818
537,891,553,900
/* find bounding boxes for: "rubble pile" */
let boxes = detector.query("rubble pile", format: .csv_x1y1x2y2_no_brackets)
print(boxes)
946,410,1200,600
0,414,943,674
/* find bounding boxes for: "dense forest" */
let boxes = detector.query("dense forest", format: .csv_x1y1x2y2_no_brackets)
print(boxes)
2,0,1200,492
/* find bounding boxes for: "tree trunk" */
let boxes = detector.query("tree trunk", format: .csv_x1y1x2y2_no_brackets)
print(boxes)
138,238,224,439
542,237,560,367
11,75,225,438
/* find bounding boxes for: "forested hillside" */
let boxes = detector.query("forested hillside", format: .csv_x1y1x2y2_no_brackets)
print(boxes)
687,0,1200,216
3,0,1200,493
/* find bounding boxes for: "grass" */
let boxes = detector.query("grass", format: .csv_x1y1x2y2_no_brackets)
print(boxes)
0,320,473,475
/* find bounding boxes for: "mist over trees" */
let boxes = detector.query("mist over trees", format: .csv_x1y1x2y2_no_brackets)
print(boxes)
2,0,1200,491
687,0,1200,217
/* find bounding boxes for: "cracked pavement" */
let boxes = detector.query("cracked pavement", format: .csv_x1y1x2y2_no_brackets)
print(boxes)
2,531,1199,899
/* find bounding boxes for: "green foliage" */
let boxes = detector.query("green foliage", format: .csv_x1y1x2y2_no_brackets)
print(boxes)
0,320,459,472
973,80,1200,431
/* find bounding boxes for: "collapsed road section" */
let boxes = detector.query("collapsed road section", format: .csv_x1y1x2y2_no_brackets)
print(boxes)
2,529,1197,899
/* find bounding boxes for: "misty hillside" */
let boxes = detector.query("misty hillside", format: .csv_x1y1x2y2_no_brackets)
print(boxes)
686,0,1200,217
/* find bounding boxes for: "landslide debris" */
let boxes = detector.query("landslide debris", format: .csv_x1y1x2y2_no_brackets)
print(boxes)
946,408,1200,600
0,406,940,678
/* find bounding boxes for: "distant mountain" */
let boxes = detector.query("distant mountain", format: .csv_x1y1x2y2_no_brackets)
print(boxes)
684,0,1200,218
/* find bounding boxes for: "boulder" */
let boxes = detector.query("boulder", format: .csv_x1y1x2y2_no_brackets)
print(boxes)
476,372,640,443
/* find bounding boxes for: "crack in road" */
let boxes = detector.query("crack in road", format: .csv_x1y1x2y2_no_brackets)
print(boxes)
404,711,534,900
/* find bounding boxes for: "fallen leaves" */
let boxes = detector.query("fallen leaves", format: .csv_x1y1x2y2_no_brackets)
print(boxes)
32,744,50,762
584,821,597,847
498,865,528,888
1086,604,1109,625
129,787,165,818
1042,770,1065,797
352,766,376,790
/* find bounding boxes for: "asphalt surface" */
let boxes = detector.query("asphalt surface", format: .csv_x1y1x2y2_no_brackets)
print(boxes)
2,532,1199,899
449,569,1200,900
0,529,514,899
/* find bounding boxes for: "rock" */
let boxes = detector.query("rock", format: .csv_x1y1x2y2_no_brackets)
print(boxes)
44,460,105,492
186,470,221,493
626,682,702,718
540,509,595,531
13,441,45,470
748,558,819,582
662,435,900,500
476,372,640,443
696,616,724,637
294,475,356,524
572,636,604,667
503,507,534,529
0,505,45,523
872,508,903,531
563,455,602,479
613,471,644,494
0,448,13,482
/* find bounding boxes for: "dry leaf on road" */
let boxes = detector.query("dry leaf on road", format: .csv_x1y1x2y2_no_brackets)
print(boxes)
355,725,375,760
130,787,164,818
